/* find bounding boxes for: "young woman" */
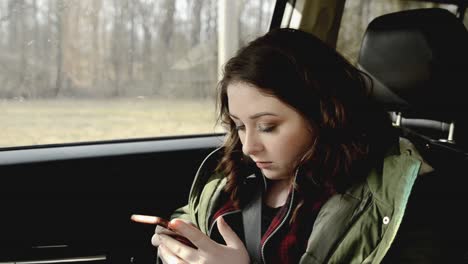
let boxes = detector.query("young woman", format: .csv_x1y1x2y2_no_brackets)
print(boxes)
151,28,428,264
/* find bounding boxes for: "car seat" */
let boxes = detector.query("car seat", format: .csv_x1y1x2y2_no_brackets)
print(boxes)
358,8,467,158
357,8,468,263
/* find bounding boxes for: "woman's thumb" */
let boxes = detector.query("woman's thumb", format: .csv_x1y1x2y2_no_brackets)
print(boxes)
217,216,243,248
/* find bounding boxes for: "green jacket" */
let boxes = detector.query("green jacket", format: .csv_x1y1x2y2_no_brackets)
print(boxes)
171,137,429,263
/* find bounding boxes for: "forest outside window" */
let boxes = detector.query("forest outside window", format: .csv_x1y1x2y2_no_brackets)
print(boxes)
0,0,275,148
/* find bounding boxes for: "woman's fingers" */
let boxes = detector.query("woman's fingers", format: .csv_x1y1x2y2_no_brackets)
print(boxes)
158,243,187,264
169,219,212,249
156,225,177,236
152,226,177,247
151,233,168,247
176,219,197,227
160,218,250,264
159,234,197,262
216,216,244,249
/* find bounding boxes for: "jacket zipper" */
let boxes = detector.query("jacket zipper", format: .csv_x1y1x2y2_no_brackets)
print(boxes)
260,189,295,263
260,169,298,263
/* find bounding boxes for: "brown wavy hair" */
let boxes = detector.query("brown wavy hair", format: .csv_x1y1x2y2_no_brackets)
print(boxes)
216,28,395,209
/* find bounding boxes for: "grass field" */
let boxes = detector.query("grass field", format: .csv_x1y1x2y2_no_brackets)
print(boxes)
0,98,223,148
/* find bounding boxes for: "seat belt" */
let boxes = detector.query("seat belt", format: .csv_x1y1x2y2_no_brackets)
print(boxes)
242,186,263,263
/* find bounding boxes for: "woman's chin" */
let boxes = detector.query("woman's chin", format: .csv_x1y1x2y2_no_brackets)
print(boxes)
261,170,289,181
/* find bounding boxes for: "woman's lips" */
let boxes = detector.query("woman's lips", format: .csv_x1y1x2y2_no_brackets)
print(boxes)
255,162,273,169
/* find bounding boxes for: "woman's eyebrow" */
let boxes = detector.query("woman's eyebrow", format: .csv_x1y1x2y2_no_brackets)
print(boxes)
229,112,278,120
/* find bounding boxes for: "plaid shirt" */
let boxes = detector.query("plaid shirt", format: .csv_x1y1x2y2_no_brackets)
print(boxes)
211,178,332,264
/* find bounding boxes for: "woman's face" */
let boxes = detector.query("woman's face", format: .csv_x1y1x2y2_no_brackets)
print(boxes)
227,81,315,182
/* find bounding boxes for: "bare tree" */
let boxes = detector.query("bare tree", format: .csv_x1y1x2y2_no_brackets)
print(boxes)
32,0,40,58
127,0,135,82
157,0,176,95
54,0,64,97
15,0,29,97
7,0,18,53
42,0,54,96
160,0,176,47
190,0,204,46
205,0,217,41
91,0,102,88
110,0,127,96
136,0,155,93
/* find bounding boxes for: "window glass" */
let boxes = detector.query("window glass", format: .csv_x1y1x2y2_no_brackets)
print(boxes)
0,0,275,148
464,10,468,28
336,0,458,64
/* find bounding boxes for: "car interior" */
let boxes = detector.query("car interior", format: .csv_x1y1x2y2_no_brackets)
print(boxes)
357,7,468,262
358,7,468,156
0,1,467,264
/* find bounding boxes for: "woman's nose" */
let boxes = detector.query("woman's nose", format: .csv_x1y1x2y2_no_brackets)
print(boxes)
242,131,263,156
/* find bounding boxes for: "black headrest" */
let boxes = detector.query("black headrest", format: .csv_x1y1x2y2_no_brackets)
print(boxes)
358,8,468,122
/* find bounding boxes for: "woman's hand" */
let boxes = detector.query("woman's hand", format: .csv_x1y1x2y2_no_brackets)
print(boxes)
151,223,177,247
156,216,250,264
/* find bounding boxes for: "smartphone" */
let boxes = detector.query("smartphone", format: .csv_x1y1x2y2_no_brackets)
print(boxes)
131,214,170,228
131,214,196,248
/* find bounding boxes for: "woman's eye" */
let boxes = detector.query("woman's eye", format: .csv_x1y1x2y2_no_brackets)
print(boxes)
235,125,245,131
258,125,275,132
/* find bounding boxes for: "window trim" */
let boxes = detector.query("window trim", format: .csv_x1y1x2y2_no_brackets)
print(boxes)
0,134,225,165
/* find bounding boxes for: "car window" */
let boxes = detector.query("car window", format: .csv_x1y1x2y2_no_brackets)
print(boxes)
464,9,468,28
336,0,460,64
0,0,275,148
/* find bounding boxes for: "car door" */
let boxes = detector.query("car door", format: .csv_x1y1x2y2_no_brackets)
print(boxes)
0,0,278,263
